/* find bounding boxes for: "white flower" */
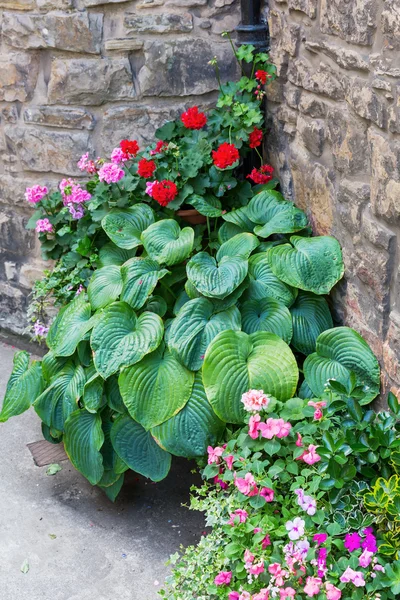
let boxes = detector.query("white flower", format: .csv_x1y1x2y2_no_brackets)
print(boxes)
285,517,305,541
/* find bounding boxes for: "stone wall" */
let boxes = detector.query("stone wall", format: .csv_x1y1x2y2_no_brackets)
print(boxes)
266,0,400,394
0,0,240,335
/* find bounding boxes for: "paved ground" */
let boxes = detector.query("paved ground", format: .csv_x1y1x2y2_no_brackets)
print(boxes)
0,341,204,600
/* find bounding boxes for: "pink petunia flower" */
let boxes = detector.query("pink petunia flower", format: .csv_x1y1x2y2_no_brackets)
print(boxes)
25,185,48,204
254,590,270,600
340,567,365,587
313,533,327,546
214,571,232,586
359,549,374,568
325,583,342,600
207,446,224,464
344,532,361,553
261,535,271,549
228,509,248,526
224,455,235,470
249,414,262,439
228,593,240,600
303,576,322,597
249,561,265,577
244,549,255,565
280,588,296,599
296,432,303,447
296,444,321,465
241,389,271,412
260,487,274,502
235,473,257,496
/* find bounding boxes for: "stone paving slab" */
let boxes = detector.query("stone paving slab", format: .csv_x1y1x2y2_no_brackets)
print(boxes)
0,341,203,600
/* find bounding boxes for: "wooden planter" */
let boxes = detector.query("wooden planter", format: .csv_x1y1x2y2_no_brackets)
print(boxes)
176,209,207,225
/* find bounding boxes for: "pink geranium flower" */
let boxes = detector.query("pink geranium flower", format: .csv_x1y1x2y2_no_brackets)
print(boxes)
228,509,248,526
98,162,125,184
303,576,322,597
25,185,48,203
110,147,129,164
35,218,53,233
260,487,274,502
325,583,342,600
241,389,271,412
344,532,361,552
214,571,232,586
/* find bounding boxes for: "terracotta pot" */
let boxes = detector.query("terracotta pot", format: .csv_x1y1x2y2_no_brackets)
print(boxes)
176,208,207,225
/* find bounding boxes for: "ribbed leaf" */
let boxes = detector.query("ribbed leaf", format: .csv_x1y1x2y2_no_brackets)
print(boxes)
64,409,104,485
267,236,344,295
241,298,292,343
83,372,105,413
290,291,333,355
185,277,249,313
0,352,44,422
102,204,155,249
34,362,86,430
91,302,163,379
88,266,123,310
203,330,299,423
111,414,171,481
42,352,69,384
187,252,248,299
143,295,168,317
141,219,194,266
222,206,256,231
152,372,225,457
218,222,245,244
118,345,194,430
168,298,241,370
304,327,380,404
100,475,125,502
216,233,259,261
247,191,308,238
105,375,126,413
47,294,95,357
120,257,169,310
98,243,137,268
246,253,297,306
188,194,223,217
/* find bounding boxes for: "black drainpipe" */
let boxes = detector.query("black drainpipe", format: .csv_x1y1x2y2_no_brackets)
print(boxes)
235,0,270,174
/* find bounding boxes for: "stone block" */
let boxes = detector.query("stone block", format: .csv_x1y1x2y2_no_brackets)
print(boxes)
287,59,345,100
138,39,238,97
105,39,144,51
298,93,327,118
4,262,17,281
346,78,387,129
36,0,73,8
124,12,193,34
362,210,396,252
211,13,240,34
355,243,393,306
305,40,369,71
24,106,96,130
288,0,317,18
137,0,164,6
19,261,47,289
382,0,400,49
383,311,400,385
370,54,400,78
320,0,377,46
388,87,400,133
327,108,369,175
2,12,102,54
2,105,19,123
81,0,131,5
5,126,93,175
0,173,53,207
270,10,300,56
0,52,39,102
297,115,325,157
0,282,28,336
0,209,35,255
0,0,33,8
368,130,400,221
48,58,136,106
336,179,370,237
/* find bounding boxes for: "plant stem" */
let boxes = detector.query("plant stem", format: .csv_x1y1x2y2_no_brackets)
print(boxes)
160,280,177,300
206,216,211,240
226,33,246,77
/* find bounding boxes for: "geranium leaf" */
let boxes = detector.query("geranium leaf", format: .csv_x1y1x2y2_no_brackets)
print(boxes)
0,351,44,422
247,190,308,238
267,236,344,295
240,297,292,344
102,204,155,249
187,251,248,299
111,414,171,481
290,291,333,355
304,327,380,404
168,298,241,370
141,219,194,266
203,330,299,423
120,257,169,310
88,265,123,310
216,232,259,261
119,345,194,430
246,253,297,306
91,302,163,379
152,372,225,458
64,409,104,485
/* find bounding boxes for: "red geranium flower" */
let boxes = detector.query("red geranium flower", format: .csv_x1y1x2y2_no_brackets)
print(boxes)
150,140,168,156
120,139,139,156
181,106,207,130
151,180,178,206
212,143,239,169
255,70,268,85
247,164,274,184
137,158,156,179
249,127,263,148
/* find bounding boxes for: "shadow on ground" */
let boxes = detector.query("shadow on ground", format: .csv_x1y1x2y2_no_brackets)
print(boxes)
0,342,205,600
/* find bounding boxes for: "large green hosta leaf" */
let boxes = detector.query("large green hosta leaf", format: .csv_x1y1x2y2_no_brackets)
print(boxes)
88,266,123,310
290,291,333,355
267,236,344,295
111,414,171,481
0,351,44,422
83,371,105,413
304,327,380,404
246,253,297,306
118,345,194,430
247,191,308,238
240,298,292,344
120,257,169,310
168,299,241,370
152,372,225,458
98,242,137,268
187,252,248,299
216,233,259,261
34,362,86,430
203,330,299,423
141,219,194,266
91,302,163,379
64,409,104,485
188,194,223,217
47,294,96,357
222,206,256,232
102,204,155,249
218,222,245,244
